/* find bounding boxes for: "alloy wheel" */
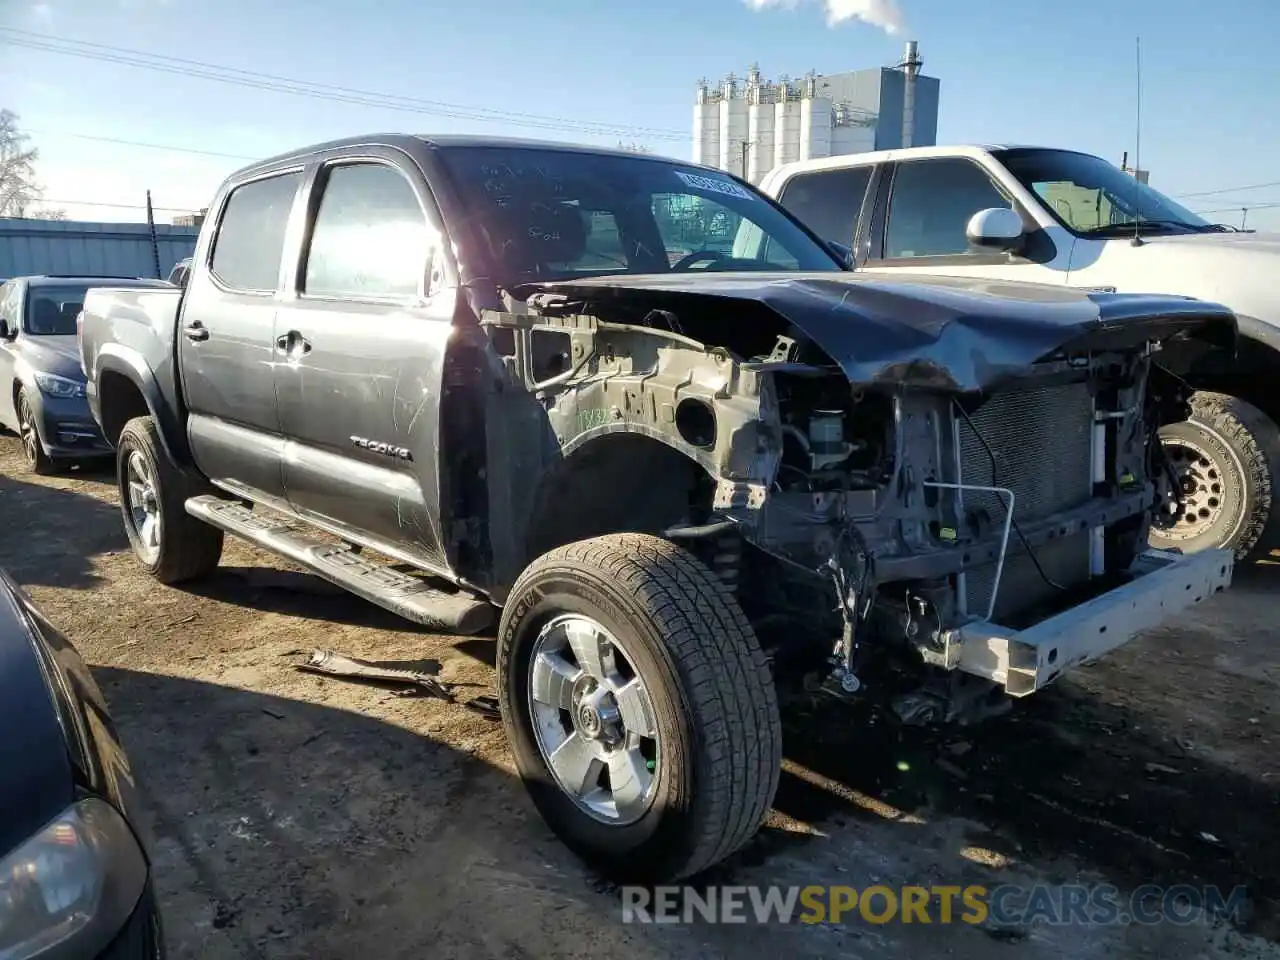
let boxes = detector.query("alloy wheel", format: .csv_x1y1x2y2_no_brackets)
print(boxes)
527,613,660,825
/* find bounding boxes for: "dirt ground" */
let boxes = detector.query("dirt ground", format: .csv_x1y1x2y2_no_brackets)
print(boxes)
2,435,1279,960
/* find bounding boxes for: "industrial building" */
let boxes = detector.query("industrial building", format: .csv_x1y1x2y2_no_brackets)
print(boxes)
692,41,940,183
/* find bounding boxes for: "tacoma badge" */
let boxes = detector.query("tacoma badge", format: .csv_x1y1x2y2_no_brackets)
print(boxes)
349,436,413,461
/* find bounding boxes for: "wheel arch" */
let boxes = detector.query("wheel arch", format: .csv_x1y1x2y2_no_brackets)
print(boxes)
1184,315,1280,427
93,349,191,465
512,431,717,598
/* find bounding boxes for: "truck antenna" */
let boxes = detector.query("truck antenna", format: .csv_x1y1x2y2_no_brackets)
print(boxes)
1132,36,1144,247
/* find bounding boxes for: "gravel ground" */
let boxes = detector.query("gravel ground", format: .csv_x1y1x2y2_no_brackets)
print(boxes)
1,434,1278,959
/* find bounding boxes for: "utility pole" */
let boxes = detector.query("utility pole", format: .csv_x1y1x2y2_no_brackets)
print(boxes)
1242,207,1249,230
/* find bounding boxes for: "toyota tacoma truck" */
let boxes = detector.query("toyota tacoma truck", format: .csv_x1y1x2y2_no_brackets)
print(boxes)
79,134,1236,883
760,144,1280,561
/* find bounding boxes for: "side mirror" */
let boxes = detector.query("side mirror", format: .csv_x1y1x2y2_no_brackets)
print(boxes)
827,240,854,269
0,319,11,340
965,207,1025,252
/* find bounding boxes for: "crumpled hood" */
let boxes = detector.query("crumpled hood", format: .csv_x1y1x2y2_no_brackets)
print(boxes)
522,271,1236,392
17,335,86,382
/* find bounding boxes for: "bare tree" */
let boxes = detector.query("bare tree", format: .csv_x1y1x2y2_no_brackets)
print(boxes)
0,109,43,218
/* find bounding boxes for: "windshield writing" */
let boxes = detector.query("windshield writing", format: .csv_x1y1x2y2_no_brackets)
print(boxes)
437,146,841,283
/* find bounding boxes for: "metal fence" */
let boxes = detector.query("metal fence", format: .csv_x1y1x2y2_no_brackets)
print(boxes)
0,217,198,281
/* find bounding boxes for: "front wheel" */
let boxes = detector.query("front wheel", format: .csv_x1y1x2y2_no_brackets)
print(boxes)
117,416,224,583
498,533,782,883
17,388,56,475
1150,392,1280,560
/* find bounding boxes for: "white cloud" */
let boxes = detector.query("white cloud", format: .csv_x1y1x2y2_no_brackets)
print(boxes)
742,0,904,34
30,2,55,24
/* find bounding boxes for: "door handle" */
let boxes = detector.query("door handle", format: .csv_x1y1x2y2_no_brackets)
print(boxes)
275,331,312,357
183,322,209,342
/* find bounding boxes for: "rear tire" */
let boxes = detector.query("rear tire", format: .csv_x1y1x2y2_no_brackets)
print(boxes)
498,533,781,883
117,416,223,583
1150,392,1280,561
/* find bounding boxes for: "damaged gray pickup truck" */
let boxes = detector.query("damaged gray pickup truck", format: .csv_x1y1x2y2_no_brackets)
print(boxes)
78,135,1237,882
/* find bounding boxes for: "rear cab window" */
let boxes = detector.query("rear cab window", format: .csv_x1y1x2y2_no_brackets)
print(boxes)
776,166,873,248
210,172,304,292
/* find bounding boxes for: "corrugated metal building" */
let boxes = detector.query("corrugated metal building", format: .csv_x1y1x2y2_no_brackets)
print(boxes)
0,218,198,281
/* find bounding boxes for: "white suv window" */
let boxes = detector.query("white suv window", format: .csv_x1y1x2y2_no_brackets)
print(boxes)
778,166,873,247
882,158,1012,259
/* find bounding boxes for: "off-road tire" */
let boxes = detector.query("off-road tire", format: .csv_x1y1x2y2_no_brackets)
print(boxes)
1150,391,1280,561
117,416,224,583
17,388,56,475
498,533,782,883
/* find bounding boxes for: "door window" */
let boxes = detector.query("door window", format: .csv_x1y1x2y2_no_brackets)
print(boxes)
882,159,1013,259
777,166,873,247
304,163,431,300
210,171,302,292
0,282,18,334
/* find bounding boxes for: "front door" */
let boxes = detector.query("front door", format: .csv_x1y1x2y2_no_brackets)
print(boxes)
179,169,304,504
273,158,454,572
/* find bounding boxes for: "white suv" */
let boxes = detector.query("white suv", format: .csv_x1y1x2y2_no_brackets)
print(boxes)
760,144,1280,561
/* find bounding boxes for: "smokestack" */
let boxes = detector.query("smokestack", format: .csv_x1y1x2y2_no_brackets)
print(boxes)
899,40,923,148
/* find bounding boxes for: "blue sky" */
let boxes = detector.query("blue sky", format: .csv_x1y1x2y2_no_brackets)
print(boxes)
3,0,1279,229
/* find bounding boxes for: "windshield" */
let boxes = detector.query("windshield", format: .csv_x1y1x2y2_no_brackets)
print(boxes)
23,284,91,336
995,148,1212,235
436,146,843,284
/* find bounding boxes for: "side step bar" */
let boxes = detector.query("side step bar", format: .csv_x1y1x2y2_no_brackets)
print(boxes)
185,495,494,636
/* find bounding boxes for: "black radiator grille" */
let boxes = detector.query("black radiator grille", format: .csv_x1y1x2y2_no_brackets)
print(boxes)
956,382,1095,620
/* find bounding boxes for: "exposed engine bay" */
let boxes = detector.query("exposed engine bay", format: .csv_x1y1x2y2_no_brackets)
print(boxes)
479,273,1236,719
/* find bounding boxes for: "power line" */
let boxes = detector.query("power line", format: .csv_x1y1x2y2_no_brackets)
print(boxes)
25,129,260,162
33,197,200,212
1174,180,1280,200
1193,200,1280,216
0,28,689,143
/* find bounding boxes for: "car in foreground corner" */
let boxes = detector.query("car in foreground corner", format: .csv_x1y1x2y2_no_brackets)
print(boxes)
0,568,164,958
0,276,172,474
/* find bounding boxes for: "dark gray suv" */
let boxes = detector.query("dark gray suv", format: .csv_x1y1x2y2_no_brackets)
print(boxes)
0,276,170,473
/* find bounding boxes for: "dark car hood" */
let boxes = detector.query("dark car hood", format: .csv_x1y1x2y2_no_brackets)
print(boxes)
0,572,74,854
521,271,1237,391
18,334,86,381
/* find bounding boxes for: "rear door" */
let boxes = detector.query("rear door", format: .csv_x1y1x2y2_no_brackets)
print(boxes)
862,156,1071,282
180,169,304,504
273,154,455,571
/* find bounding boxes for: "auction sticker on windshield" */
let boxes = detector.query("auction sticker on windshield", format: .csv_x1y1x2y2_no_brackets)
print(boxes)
675,171,756,201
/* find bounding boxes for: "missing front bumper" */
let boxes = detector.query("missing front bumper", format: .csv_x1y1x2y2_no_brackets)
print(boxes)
929,548,1234,696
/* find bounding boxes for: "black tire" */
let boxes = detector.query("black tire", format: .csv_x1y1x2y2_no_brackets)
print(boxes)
498,533,782,883
17,388,57,475
1150,391,1280,560
117,415,224,583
